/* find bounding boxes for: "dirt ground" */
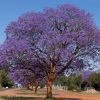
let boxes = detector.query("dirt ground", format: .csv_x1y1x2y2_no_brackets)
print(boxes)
0,88,100,100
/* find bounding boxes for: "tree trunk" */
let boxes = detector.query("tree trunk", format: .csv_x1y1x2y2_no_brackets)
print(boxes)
47,79,52,98
31,85,34,91
26,84,30,90
34,85,38,94
46,63,56,98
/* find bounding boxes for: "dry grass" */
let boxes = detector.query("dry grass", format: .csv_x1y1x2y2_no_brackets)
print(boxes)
0,88,99,100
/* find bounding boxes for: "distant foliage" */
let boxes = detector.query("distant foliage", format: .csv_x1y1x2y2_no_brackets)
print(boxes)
0,70,14,88
54,74,82,91
88,72,100,91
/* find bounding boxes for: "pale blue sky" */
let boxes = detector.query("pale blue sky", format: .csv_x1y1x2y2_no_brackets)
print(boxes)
0,0,100,44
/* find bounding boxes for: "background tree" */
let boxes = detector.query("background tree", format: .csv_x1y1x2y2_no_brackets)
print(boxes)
88,72,100,91
81,71,92,90
0,70,14,88
54,74,82,91
67,75,82,91
54,75,67,89
9,63,45,94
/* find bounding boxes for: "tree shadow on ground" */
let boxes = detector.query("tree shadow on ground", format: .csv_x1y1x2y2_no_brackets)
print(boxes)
16,91,59,96
16,92,35,95
1,96,81,100
15,91,81,100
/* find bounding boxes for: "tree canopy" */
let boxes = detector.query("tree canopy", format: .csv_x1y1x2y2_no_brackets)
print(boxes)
0,4,100,98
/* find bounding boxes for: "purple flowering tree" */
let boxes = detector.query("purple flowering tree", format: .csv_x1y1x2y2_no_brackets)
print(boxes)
0,36,45,93
10,67,44,93
82,71,92,81
81,71,92,90
5,4,100,98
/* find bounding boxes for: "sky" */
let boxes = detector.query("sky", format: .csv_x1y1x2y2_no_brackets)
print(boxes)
0,0,100,44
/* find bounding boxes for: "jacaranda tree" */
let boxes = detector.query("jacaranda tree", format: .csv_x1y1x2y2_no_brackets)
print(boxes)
4,4,100,98
10,67,44,93
0,36,45,93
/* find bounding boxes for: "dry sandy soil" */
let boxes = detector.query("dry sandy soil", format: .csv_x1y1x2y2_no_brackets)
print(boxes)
0,88,100,100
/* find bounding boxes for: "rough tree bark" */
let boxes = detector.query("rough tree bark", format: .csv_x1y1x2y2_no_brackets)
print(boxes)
47,79,52,98
46,62,55,98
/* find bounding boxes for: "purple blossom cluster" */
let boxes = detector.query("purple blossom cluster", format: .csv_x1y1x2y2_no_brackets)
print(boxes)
82,71,92,81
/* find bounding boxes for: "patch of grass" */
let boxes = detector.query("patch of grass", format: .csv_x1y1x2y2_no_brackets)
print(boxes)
0,96,80,100
0,96,59,100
